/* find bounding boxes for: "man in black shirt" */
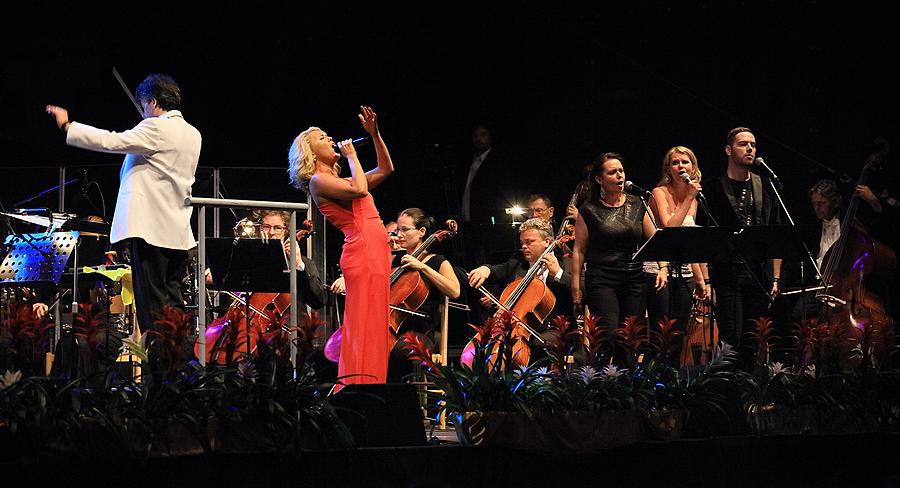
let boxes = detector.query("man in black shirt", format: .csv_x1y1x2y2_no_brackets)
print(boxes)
699,127,783,349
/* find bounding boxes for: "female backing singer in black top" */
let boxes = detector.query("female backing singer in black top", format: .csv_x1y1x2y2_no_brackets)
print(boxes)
571,153,660,331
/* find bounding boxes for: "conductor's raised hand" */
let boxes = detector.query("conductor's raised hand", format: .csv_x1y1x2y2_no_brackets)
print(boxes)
45,105,70,129
358,105,379,137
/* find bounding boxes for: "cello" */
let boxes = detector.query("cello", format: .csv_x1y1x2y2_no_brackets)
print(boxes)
461,233,573,369
816,147,896,333
197,220,315,364
323,220,459,362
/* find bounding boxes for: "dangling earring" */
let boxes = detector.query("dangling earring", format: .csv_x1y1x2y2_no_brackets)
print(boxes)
313,153,318,165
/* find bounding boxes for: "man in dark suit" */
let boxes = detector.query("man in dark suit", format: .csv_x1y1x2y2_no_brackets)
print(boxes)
458,124,524,267
466,218,573,346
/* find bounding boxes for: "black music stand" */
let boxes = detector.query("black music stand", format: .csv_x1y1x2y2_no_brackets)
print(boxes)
733,225,805,262
634,227,734,361
633,226,735,264
205,238,292,357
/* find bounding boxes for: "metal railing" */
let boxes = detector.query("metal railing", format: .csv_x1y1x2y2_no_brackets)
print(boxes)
186,196,309,368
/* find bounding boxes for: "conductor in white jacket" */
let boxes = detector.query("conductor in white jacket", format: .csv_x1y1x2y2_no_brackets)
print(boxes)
47,74,202,354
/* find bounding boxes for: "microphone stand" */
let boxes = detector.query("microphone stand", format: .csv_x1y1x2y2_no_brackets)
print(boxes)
759,168,822,317
635,192,660,230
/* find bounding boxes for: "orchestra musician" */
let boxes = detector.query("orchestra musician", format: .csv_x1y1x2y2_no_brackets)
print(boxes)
467,217,573,348
387,208,461,382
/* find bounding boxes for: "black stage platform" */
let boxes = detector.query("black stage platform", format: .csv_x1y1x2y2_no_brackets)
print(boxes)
8,429,900,488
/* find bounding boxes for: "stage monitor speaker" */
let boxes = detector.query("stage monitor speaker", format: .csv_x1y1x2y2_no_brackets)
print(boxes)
331,383,426,447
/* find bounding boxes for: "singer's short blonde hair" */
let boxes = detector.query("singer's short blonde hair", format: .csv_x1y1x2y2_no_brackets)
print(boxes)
658,146,702,186
287,127,341,193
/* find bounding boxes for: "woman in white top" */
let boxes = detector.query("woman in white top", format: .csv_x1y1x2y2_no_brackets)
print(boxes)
646,146,710,330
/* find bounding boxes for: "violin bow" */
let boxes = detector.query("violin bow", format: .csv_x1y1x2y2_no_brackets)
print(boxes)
476,286,546,344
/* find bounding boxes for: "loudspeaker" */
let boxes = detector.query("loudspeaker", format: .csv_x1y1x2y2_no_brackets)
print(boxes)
330,383,427,447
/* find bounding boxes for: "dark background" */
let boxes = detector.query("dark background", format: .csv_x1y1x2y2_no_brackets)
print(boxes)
2,4,897,249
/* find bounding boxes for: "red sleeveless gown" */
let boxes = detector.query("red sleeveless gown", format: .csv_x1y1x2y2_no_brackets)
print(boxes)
318,194,390,387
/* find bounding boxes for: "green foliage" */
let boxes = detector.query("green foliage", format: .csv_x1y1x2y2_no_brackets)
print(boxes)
0,305,352,459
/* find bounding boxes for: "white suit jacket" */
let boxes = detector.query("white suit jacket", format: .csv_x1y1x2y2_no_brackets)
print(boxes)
66,111,202,250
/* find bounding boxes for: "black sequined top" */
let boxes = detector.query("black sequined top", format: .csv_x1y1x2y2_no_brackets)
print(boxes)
579,195,645,272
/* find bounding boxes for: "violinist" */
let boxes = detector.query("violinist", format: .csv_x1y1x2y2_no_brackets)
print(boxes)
698,127,782,349
387,208,461,382
647,146,710,330
252,209,327,316
467,217,573,343
571,153,659,332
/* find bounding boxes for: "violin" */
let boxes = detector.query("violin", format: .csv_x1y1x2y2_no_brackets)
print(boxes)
461,234,574,369
197,220,315,364
816,146,895,331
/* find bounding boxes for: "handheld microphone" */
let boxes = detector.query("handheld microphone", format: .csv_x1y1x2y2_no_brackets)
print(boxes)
678,171,707,203
335,136,371,154
14,208,51,215
753,157,780,184
624,181,651,198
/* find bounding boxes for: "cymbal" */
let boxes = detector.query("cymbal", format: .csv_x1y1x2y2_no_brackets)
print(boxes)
2,212,111,235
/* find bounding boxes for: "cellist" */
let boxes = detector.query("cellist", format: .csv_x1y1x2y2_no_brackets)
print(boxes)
467,217,573,350
387,208,461,381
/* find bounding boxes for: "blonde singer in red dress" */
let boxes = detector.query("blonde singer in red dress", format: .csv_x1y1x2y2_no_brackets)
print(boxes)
288,106,393,388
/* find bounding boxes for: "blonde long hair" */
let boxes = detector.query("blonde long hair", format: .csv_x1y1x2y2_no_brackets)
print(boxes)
287,127,341,193
658,146,702,186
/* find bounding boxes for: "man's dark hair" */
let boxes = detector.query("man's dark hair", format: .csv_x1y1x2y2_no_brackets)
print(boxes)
726,127,753,146
526,193,553,208
135,74,182,111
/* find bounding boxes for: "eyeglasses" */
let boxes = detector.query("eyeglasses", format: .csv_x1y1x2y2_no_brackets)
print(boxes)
260,224,286,232
397,226,418,233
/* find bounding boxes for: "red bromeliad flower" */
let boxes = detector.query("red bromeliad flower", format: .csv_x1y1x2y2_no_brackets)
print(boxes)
399,331,436,372
147,305,195,373
793,317,820,369
616,315,647,360
747,317,777,367
651,316,682,365
580,312,610,363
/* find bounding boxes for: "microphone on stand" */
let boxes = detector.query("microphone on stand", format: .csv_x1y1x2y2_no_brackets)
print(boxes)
753,157,781,185
677,171,707,203
624,181,652,198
